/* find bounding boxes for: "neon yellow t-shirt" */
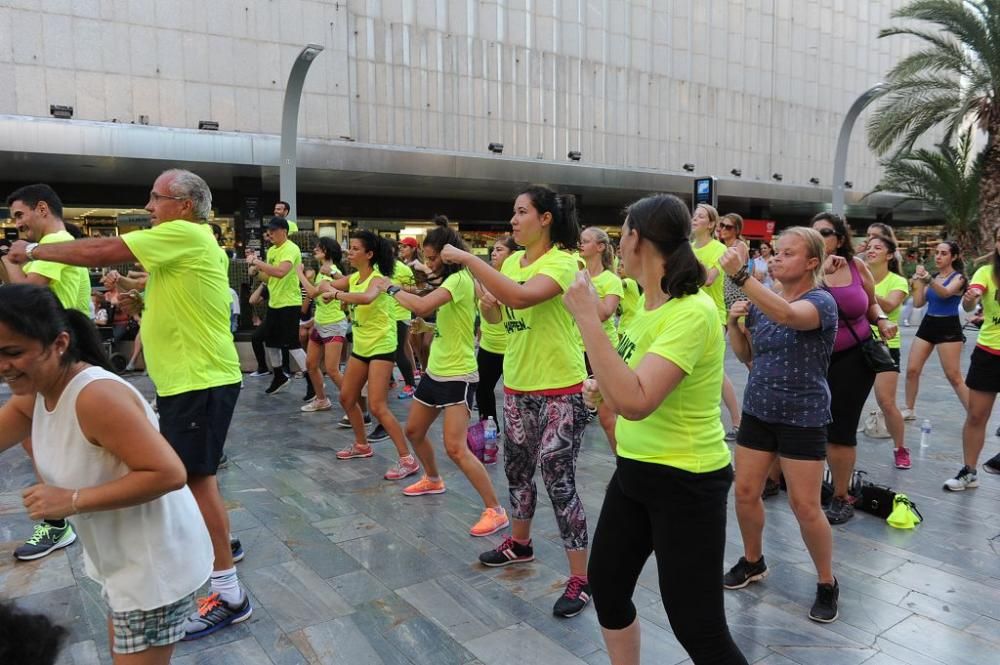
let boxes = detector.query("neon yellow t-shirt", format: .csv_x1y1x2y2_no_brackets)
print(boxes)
500,247,587,391
692,239,728,325
392,260,416,322
286,219,299,235
592,269,625,347
614,290,731,473
428,270,477,376
313,273,346,325
121,220,241,396
872,272,909,349
618,277,641,332
348,269,396,356
265,241,302,308
479,307,507,354
24,230,91,315
971,265,1000,351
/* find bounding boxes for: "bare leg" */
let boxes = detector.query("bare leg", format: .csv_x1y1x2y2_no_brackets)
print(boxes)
602,618,641,665
937,342,970,410
338,358,372,448
404,400,441,477
782,458,834,583
826,442,856,500
874,370,905,449
187,474,234,571
566,548,588,577
440,404,500,508
367,360,411,458
323,341,345,390
962,389,998,468
732,445,775,562
904,337,934,411
305,341,327,402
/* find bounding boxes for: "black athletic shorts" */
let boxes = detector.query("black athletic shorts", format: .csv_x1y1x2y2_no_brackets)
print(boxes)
736,412,827,461
414,375,477,411
350,351,395,364
966,346,1000,393
157,382,241,476
915,314,965,345
888,347,901,372
263,305,302,348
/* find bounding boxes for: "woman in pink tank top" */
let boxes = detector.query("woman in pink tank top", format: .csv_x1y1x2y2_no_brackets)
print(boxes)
811,214,897,526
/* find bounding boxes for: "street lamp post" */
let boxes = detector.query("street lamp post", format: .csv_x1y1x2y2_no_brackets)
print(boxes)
832,83,883,216
280,43,325,219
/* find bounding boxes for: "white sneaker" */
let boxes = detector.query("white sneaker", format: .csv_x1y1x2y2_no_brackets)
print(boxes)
901,408,916,422
943,466,979,491
301,398,333,413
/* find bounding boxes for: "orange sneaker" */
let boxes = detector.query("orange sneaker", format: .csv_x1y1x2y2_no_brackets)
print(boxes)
402,476,446,496
470,506,510,537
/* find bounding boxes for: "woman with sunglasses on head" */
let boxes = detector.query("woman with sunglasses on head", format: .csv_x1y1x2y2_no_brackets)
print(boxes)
475,236,518,425
377,226,509,537
945,227,1000,490
903,241,970,421
864,234,911,468
566,194,747,664
811,213,896,525
440,185,591,619
691,204,743,442
318,231,420,481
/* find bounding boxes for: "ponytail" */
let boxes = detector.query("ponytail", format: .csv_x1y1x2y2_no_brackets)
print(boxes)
424,224,468,279
583,226,614,271
0,284,111,371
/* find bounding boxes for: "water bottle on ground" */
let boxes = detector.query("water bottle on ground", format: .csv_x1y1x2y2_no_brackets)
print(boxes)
483,417,498,465
919,419,932,449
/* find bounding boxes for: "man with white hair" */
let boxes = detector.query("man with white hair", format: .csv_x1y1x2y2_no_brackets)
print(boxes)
5,169,251,639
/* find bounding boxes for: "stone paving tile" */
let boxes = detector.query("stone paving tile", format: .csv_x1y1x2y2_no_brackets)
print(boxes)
4,329,1000,663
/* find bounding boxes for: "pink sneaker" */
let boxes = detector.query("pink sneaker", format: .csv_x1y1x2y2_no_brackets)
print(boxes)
336,443,373,460
894,446,912,470
384,456,420,480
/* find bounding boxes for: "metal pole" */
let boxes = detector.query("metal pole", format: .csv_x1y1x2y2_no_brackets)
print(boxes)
832,83,883,215
280,44,325,219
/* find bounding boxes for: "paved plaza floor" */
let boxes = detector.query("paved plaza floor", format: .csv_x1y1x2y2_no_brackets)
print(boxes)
2,326,1000,664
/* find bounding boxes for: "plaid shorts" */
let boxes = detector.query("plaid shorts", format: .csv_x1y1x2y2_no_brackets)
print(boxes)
111,593,194,654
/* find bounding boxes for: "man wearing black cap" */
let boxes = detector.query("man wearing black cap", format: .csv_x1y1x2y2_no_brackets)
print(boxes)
246,217,305,394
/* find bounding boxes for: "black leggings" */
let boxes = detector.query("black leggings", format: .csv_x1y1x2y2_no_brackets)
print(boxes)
589,458,747,665
251,325,290,373
475,348,503,421
395,321,415,387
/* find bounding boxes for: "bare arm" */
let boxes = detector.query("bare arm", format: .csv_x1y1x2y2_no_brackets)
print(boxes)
391,282,453,318
21,381,187,520
0,394,34,453
704,266,720,286
8,237,135,267
597,294,620,322
875,288,906,314
442,244,563,309
911,277,928,307
253,259,293,279
928,273,967,298
726,301,753,364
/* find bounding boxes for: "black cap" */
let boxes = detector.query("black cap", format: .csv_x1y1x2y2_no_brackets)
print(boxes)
266,216,289,231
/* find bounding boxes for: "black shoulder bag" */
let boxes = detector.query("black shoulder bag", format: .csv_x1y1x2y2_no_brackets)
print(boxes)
837,306,897,374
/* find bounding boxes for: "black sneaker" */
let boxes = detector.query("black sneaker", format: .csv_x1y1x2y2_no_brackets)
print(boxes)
14,522,77,561
553,576,591,618
478,536,534,567
366,423,390,443
338,413,372,428
264,372,289,395
824,496,854,525
983,453,1000,475
761,479,780,500
230,536,244,563
809,578,839,623
723,556,768,589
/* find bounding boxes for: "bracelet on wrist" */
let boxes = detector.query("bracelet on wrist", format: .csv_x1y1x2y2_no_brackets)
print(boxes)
731,267,750,287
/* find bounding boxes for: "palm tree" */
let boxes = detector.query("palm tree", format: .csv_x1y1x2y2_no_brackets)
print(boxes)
866,0,1000,251
873,128,984,250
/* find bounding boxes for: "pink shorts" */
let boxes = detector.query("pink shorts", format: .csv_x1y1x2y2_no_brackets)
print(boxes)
310,320,348,345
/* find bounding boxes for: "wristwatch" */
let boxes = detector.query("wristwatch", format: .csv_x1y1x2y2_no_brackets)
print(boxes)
24,242,39,260
386,285,402,296
876,314,890,322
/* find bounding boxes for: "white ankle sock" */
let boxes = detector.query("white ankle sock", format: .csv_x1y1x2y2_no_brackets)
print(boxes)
210,567,243,605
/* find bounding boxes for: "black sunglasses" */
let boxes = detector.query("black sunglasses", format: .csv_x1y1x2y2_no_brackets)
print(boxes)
718,223,736,230
817,228,840,238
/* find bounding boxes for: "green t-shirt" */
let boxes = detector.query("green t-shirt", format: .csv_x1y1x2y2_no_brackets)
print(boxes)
592,269,625,347
313,273,346,325
618,277,641,333
121,221,241,396
971,265,1000,351
872,272,909,349
500,247,586,391
428,270,477,376
265,240,302,308
692,239,728,325
24,230,91,315
392,260,416,322
614,290,731,474
348,269,396,356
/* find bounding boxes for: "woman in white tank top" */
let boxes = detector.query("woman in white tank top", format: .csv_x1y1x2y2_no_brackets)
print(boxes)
0,284,212,664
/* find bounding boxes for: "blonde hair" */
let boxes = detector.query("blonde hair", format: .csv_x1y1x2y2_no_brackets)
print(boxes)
696,203,720,232
582,226,613,271
778,226,826,287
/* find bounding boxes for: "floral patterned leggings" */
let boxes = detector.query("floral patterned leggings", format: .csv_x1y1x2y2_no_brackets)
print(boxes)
502,392,589,550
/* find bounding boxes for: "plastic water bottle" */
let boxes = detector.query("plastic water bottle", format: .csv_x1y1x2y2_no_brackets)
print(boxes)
920,419,932,449
483,417,498,465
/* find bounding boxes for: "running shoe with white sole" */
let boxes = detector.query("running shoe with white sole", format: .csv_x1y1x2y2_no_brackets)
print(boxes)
553,576,591,618
478,536,534,567
301,398,333,413
14,522,77,561
469,507,509,537
944,466,979,491
723,556,768,589
384,457,420,480
182,592,252,640
403,476,446,496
